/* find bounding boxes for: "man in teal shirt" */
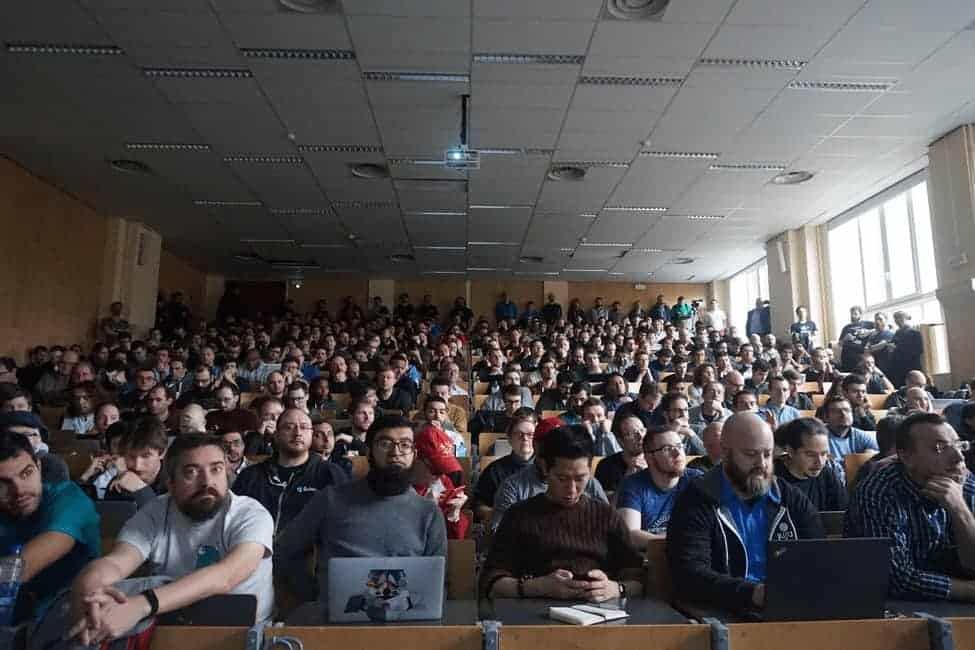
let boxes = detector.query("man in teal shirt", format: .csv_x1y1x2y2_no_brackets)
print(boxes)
0,432,99,618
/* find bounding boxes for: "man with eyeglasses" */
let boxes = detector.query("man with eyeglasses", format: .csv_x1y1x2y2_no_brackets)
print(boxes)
219,428,249,483
618,425,703,549
846,412,975,602
233,408,348,536
596,414,649,494
660,393,706,456
667,413,824,615
275,415,447,604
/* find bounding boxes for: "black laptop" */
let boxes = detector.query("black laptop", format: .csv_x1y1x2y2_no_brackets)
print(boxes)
762,538,890,621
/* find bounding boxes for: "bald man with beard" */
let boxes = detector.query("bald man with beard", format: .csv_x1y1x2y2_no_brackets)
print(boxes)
666,413,824,615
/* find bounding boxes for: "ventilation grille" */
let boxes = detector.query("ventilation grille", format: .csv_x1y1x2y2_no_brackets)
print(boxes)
269,207,333,216
554,160,631,168
362,71,469,82
603,205,669,212
297,144,383,153
223,154,304,164
710,163,787,171
473,54,585,65
6,42,123,56
640,151,720,159
241,48,355,60
579,75,683,87
331,200,398,209
125,143,210,151
698,57,806,70
144,67,252,78
788,80,895,92
194,200,262,207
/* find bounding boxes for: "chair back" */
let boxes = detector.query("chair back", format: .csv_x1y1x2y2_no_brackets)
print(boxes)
844,451,879,492
446,539,476,599
646,538,672,601
96,501,138,538
350,455,369,479
157,594,257,626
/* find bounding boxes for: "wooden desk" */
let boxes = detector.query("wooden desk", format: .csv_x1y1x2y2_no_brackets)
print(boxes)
150,627,248,650
498,622,708,650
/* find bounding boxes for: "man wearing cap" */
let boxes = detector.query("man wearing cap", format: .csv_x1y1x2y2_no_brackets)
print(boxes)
0,411,70,484
413,423,470,539
491,421,609,531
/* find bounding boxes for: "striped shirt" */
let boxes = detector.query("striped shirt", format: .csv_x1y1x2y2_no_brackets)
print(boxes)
845,461,975,600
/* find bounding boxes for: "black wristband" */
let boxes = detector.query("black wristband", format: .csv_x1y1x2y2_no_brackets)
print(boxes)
141,589,159,617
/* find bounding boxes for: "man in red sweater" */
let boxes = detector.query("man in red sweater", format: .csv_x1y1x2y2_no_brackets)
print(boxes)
413,424,470,539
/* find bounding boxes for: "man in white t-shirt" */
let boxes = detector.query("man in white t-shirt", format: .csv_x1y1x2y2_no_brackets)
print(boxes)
66,434,274,644
699,299,727,334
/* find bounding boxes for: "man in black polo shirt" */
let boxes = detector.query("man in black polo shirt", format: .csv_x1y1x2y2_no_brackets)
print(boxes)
595,412,647,494
774,417,848,511
234,408,348,536
375,365,412,413
839,306,874,372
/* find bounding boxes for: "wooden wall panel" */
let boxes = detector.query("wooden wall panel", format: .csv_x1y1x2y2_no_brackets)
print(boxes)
567,281,710,314
394,278,467,323
0,157,108,361
470,279,544,322
158,249,206,321
287,276,370,315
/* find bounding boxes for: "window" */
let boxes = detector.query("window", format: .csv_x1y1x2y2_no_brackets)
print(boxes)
728,259,769,335
827,176,941,331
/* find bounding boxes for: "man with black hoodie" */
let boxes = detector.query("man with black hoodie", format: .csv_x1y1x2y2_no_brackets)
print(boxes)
234,408,348,536
667,413,824,615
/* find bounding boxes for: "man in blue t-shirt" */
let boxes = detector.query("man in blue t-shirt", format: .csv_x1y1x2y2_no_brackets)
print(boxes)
617,426,703,549
0,433,100,618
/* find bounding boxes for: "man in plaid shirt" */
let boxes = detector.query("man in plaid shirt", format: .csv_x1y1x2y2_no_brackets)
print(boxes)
846,412,975,600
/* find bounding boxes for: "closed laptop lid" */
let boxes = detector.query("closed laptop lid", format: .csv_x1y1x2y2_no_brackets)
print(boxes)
764,538,890,621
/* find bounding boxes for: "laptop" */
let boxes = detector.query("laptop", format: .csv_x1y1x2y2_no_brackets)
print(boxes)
762,538,890,621
327,556,445,623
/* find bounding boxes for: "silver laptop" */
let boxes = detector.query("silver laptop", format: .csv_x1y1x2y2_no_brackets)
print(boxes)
327,556,445,623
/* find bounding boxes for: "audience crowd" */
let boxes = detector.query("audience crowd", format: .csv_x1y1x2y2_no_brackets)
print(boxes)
1,288,972,639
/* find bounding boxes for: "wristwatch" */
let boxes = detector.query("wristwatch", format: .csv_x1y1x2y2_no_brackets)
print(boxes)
618,582,626,599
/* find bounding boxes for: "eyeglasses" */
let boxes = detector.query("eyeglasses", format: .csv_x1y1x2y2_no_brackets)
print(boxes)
279,423,313,432
620,429,645,440
933,439,971,455
648,444,683,457
374,439,415,453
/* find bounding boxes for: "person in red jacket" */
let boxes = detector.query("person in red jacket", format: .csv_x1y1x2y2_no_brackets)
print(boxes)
413,423,470,539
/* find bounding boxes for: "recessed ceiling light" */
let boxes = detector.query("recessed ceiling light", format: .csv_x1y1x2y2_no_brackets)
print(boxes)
414,245,467,251
144,67,252,79
605,0,670,21
422,271,466,275
232,252,263,263
331,200,397,209
362,71,469,83
108,159,153,175
473,54,584,65
300,243,349,249
515,271,560,276
241,48,354,60
547,165,587,181
579,242,632,247
634,248,664,253
519,255,544,263
671,257,695,265
389,253,415,263
469,204,534,210
404,211,467,217
771,170,815,185
579,75,683,87
609,272,625,276
468,241,520,246
563,268,609,273
269,207,332,215
240,239,296,244
467,267,513,272
350,162,390,179
684,215,726,221
6,42,123,56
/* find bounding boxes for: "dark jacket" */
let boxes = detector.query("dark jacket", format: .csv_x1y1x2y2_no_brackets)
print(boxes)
233,453,349,535
667,468,824,613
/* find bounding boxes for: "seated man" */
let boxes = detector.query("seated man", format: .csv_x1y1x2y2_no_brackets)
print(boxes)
0,433,99,618
472,410,538,522
581,397,622,456
67,434,275,641
428,377,469,433
416,395,468,457
688,421,723,471
612,381,663,430
412,424,470,540
782,369,814,411
0,411,70,483
595,413,649,495
245,397,284,457
234,408,348,536
660,393,706,456
491,422,609,531
206,384,259,434
481,426,645,602
275,415,447,603
846,412,975,601
219,428,250,482
859,415,903,479
688,382,731,435
822,395,879,460
757,375,802,428
774,418,848,511
618,425,703,548
334,397,374,458
103,417,169,508
667,413,824,614
311,419,352,477
471,385,523,439
891,386,935,416
480,368,535,412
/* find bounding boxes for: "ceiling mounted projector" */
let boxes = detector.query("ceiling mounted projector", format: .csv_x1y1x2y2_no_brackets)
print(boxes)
445,146,480,170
